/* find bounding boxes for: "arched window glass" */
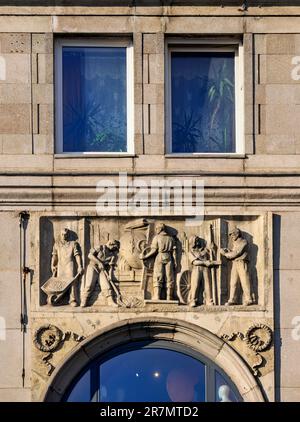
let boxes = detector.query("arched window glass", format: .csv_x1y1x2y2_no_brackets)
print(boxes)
67,369,91,403
64,341,241,402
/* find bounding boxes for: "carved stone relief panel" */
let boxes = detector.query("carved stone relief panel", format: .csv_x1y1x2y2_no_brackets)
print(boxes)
38,214,270,309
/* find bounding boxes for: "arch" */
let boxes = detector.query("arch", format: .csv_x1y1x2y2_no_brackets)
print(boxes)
42,317,265,402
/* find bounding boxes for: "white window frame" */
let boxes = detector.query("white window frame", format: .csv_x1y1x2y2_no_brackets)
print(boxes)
165,38,244,156
55,38,134,156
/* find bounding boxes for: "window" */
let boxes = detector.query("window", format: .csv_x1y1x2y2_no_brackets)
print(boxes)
167,40,243,154
55,39,134,154
64,341,241,402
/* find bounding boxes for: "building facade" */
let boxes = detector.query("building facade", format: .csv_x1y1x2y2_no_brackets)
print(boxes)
0,0,299,402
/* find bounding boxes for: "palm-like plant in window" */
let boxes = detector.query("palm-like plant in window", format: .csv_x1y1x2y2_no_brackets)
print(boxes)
207,60,235,152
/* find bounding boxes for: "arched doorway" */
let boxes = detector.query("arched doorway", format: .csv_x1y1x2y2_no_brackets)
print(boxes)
42,318,265,402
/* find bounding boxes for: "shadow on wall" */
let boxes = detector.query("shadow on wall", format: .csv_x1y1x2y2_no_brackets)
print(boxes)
241,229,258,305
273,214,281,403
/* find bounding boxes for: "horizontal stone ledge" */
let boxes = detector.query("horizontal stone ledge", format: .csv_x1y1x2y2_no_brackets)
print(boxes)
0,1,298,9
2,171,300,177
1,6,300,18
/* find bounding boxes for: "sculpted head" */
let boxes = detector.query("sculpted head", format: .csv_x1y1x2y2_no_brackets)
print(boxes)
229,227,241,241
106,239,120,252
60,228,70,242
189,235,202,250
155,223,166,235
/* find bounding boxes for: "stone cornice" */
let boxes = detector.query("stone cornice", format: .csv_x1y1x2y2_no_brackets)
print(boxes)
0,1,298,8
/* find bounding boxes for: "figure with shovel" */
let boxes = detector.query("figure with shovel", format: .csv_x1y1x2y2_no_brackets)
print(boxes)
81,239,120,307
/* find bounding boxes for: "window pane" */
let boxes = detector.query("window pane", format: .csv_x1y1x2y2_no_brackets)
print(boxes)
215,371,239,402
67,369,91,402
171,52,235,153
62,46,127,152
99,348,206,402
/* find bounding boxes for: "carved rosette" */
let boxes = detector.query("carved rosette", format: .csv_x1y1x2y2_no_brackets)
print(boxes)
33,324,64,353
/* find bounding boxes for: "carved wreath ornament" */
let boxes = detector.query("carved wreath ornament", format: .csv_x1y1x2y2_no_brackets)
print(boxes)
33,324,85,375
33,324,64,353
245,324,272,352
221,323,273,376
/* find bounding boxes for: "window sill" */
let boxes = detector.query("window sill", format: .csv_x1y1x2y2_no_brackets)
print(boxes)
165,153,246,159
54,153,136,159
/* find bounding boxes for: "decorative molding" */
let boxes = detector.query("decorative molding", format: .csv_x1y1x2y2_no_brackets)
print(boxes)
245,324,272,352
39,216,267,309
33,324,85,376
221,323,273,376
34,324,64,353
41,318,265,402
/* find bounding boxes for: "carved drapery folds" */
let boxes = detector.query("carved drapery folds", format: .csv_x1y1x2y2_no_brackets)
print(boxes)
39,215,267,309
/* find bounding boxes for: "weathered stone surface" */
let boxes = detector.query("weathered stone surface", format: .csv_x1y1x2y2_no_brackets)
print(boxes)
144,83,164,105
260,105,300,136
2,134,32,154
265,34,296,55
32,33,53,54
0,105,31,134
281,388,300,402
144,134,164,155
33,134,54,155
0,84,31,104
0,54,30,84
150,104,164,135
275,213,300,271
143,33,164,55
275,270,300,329
38,104,53,135
0,33,31,54
0,388,31,402
148,53,164,84
0,16,51,32
281,328,300,387
165,16,244,34
37,53,53,84
0,329,31,388
259,55,296,84
32,84,53,105
256,135,296,155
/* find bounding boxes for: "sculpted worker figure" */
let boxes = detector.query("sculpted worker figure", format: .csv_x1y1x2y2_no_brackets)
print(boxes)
140,223,176,301
220,227,253,306
188,235,214,307
51,228,84,307
81,239,120,307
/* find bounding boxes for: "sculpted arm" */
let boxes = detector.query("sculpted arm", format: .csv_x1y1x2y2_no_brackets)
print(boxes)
221,240,247,260
51,246,58,276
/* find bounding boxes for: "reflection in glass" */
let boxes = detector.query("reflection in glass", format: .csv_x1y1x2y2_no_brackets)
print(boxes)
215,371,239,402
67,369,91,402
62,46,127,152
171,52,235,153
99,348,206,402
65,346,242,402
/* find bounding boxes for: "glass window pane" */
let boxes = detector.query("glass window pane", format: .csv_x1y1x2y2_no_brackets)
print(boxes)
171,51,236,153
99,348,206,402
215,371,239,402
67,369,91,402
62,46,127,152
